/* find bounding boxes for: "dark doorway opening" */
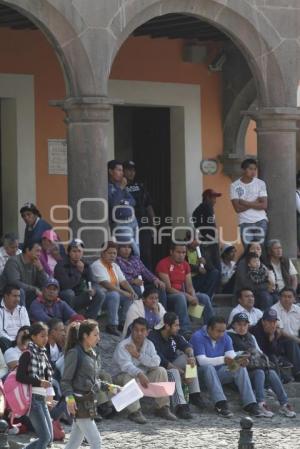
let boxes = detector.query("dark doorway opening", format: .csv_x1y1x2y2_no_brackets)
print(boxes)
114,105,171,267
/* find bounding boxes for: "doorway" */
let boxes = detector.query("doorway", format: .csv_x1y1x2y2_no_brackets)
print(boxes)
114,105,171,266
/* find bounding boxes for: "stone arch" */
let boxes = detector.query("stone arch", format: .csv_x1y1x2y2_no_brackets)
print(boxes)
0,0,96,97
221,79,257,178
109,0,286,107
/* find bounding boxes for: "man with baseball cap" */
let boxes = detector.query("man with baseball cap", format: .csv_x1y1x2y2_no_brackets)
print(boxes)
192,189,222,272
54,239,104,320
29,278,80,324
228,312,296,417
251,308,300,381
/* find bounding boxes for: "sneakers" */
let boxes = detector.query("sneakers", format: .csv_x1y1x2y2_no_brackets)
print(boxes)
215,401,233,418
189,392,206,410
155,405,177,421
128,410,147,424
279,404,296,418
244,402,264,417
175,404,193,420
258,402,274,418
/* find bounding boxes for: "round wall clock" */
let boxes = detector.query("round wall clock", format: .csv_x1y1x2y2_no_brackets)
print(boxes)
200,159,218,175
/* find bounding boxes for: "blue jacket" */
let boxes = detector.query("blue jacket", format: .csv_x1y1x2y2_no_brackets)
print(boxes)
108,182,136,224
23,218,52,247
29,296,77,324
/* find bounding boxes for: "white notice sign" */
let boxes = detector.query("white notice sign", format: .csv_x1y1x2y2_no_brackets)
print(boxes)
48,139,67,175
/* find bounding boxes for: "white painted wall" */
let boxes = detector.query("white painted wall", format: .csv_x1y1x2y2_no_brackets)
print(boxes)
0,74,35,237
108,80,202,221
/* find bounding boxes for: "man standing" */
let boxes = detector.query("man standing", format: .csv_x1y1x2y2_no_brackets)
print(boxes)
230,158,268,247
190,316,261,418
156,242,214,337
228,288,263,327
149,312,204,419
123,160,155,268
111,317,177,424
192,189,222,272
107,160,139,255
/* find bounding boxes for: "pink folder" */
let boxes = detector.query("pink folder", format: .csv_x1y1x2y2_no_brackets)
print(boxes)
138,382,175,398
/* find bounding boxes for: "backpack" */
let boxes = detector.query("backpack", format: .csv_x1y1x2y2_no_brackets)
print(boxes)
3,354,32,423
0,379,6,416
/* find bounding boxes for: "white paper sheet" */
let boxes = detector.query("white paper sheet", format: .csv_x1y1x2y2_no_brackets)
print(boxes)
111,379,144,412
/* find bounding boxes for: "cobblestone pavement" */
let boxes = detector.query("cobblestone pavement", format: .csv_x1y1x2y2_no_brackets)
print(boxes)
11,412,300,449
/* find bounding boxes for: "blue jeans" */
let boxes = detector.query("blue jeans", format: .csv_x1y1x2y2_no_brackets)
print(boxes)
248,369,288,405
198,364,256,407
192,269,221,298
166,292,214,332
60,285,104,320
239,219,268,248
254,290,278,311
103,291,132,325
25,394,53,449
65,418,101,449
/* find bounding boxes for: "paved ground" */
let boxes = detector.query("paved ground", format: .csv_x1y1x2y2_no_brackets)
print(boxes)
11,412,300,449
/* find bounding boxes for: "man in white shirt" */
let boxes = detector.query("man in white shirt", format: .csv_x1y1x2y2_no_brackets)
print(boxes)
272,288,300,342
0,233,21,275
111,317,177,424
230,158,268,247
228,288,263,327
0,284,30,353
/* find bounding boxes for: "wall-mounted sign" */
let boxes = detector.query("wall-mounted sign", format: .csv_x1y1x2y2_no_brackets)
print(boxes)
200,158,218,175
48,139,67,175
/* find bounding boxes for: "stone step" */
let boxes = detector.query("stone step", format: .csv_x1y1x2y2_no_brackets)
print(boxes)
281,381,300,397
212,294,236,307
213,305,232,320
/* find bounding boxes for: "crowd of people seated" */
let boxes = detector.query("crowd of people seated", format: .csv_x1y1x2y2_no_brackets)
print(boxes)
0,157,299,449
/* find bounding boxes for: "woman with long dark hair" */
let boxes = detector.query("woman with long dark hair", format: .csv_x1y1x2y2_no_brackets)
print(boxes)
61,320,108,449
16,322,54,449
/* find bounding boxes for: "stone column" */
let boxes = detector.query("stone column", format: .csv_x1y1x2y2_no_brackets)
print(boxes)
248,108,300,258
51,96,111,256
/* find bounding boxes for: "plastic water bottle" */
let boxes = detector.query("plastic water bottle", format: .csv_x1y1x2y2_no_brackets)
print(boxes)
182,383,189,403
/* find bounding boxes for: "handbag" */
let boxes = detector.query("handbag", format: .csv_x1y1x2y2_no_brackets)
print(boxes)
247,350,272,371
74,390,98,419
52,419,65,441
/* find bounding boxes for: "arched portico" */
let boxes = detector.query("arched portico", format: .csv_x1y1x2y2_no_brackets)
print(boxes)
107,0,300,256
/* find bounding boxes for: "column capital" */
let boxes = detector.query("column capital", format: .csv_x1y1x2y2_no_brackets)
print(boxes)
49,96,116,123
242,107,300,132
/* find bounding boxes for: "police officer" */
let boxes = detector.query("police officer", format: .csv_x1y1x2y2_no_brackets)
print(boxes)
123,160,155,269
